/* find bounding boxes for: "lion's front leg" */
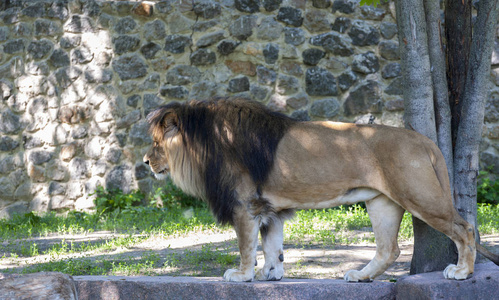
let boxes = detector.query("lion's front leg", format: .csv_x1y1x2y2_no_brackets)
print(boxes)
223,207,259,282
256,217,285,281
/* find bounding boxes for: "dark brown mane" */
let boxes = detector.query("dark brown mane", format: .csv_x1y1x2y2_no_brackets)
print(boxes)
147,97,295,224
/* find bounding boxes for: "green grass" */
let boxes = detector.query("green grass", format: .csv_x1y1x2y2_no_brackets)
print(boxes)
0,188,498,277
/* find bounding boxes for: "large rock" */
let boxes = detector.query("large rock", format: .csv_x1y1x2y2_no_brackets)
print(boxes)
305,67,338,96
344,81,383,116
105,164,134,193
112,54,148,81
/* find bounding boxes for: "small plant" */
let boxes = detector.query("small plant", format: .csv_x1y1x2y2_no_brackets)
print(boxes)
478,170,499,205
151,179,205,209
92,186,144,215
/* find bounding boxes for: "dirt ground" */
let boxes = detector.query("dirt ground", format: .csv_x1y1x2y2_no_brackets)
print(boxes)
1,230,498,281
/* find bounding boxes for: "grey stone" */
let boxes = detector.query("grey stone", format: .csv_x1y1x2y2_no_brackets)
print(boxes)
114,35,140,55
22,2,45,18
229,15,257,40
72,46,94,64
67,182,83,200
0,79,13,100
235,0,260,13
197,30,226,47
106,164,134,193
105,148,122,164
55,66,82,89
262,0,282,11
0,176,15,198
144,20,167,41
352,51,380,74
115,16,137,34
0,136,19,152
64,15,95,33
286,93,309,109
344,81,383,116
217,40,240,55
60,35,81,49
382,63,401,79
141,42,162,59
69,157,89,179
348,20,380,46
0,109,20,134
313,0,331,8
117,109,141,129
228,76,250,93
263,43,279,64
3,39,25,54
1,7,20,25
127,95,141,108
384,77,404,95
23,135,43,149
304,10,330,33
250,85,270,101
49,49,70,68
48,1,69,20
379,41,400,60
165,34,192,54
130,120,153,146
277,7,303,27
310,32,353,57
332,17,351,33
0,202,29,219
82,0,101,17
160,85,189,99
302,48,325,66
155,1,174,14
112,54,148,81
35,19,61,36
12,23,32,38
28,97,47,115
85,68,113,83
0,26,9,41
139,73,161,91
485,92,499,123
49,182,66,196
310,98,340,119
191,49,217,65
166,65,202,85
332,0,356,14
338,70,357,91
385,99,404,111
71,126,88,139
27,39,53,59
257,17,283,41
0,57,24,79
284,27,305,46
143,94,162,117
305,67,338,96
256,65,277,85
291,109,311,121
14,182,32,199
29,150,53,165
380,22,397,39
135,162,150,180
190,81,220,99
276,75,299,95
360,5,386,20
194,20,218,32
194,0,222,19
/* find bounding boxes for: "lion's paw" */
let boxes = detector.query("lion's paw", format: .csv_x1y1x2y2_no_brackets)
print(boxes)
223,269,253,282
255,266,284,281
344,270,372,282
443,264,472,280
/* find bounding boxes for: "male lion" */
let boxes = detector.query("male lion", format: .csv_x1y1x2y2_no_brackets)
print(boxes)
144,97,499,282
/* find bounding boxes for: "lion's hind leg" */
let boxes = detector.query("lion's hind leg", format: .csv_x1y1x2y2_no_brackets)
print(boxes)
256,214,286,281
344,194,405,282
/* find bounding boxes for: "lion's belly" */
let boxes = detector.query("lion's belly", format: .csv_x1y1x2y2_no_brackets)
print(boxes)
263,187,381,210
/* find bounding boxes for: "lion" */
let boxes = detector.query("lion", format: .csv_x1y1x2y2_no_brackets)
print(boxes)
143,97,499,282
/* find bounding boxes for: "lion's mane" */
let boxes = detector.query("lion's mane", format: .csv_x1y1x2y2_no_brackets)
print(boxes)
147,97,296,224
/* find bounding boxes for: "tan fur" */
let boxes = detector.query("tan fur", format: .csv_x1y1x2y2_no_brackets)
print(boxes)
144,101,495,282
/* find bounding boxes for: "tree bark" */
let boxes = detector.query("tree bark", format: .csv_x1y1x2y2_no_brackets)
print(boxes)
454,0,499,229
395,0,457,275
0,272,77,299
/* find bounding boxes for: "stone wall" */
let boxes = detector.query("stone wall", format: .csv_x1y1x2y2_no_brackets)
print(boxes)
0,0,498,217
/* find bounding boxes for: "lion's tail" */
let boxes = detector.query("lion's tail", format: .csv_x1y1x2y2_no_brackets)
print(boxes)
476,242,499,266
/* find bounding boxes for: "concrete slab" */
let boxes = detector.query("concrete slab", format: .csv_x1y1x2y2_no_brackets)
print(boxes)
71,263,499,300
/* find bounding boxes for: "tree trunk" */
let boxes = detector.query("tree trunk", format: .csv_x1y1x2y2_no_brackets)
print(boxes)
453,0,499,229
0,272,77,300
395,0,457,275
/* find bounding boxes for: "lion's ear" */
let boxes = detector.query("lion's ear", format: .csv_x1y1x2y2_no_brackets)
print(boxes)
162,110,179,138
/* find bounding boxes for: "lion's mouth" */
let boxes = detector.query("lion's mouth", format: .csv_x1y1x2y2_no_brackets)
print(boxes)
158,168,168,174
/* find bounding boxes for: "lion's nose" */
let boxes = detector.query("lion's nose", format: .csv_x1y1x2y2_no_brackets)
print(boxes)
143,156,149,165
